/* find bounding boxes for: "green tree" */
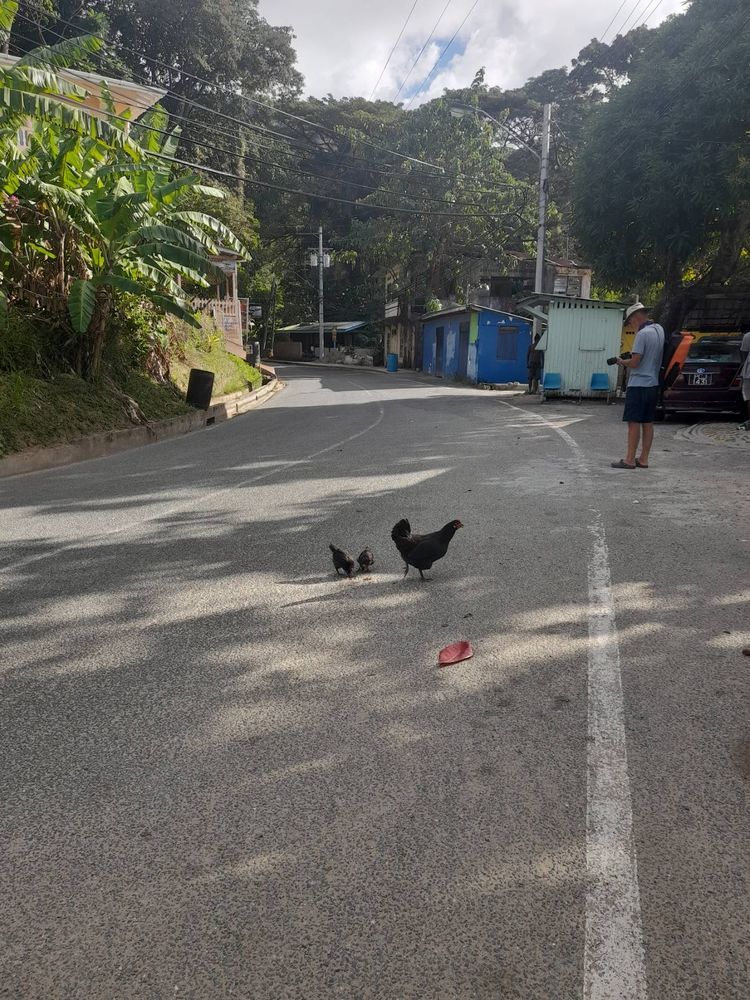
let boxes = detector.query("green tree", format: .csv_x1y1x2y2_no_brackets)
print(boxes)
573,0,750,326
0,0,249,376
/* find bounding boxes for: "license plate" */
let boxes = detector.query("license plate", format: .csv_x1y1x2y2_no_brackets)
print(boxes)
690,374,712,386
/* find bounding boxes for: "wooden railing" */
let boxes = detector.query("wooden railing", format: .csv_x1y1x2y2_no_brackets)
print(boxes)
192,298,245,357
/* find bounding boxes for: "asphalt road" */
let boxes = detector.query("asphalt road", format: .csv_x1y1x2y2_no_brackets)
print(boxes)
2,364,748,1000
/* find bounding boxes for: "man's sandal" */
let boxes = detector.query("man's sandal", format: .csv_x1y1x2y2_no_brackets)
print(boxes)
611,460,636,469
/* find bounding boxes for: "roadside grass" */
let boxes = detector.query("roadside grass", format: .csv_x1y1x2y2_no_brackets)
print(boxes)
0,309,262,459
0,370,189,458
171,340,262,396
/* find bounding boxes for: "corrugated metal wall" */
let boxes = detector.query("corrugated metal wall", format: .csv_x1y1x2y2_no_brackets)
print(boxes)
422,313,468,378
541,302,623,396
476,310,532,384
422,308,532,383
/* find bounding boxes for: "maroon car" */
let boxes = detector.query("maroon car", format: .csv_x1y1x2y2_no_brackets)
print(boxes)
657,336,744,420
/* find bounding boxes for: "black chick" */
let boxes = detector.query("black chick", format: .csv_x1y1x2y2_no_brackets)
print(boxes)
357,547,375,573
330,543,356,578
391,517,463,580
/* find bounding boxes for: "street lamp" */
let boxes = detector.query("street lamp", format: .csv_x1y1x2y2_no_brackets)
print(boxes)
450,103,552,307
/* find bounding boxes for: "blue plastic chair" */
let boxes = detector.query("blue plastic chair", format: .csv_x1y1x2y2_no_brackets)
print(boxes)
541,372,562,402
590,372,612,404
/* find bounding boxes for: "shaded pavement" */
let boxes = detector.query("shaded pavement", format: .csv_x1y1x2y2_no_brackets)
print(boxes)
1,366,748,999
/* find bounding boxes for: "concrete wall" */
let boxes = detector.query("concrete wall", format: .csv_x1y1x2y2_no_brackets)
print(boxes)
271,341,303,360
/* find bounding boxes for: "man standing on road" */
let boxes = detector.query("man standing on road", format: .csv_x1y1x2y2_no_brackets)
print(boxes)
526,333,544,394
612,303,665,470
740,330,750,431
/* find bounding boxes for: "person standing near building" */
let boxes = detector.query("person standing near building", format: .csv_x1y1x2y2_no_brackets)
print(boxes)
740,329,750,431
526,333,544,394
612,303,665,469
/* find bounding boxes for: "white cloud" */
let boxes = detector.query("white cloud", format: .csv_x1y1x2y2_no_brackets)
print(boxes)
259,0,684,103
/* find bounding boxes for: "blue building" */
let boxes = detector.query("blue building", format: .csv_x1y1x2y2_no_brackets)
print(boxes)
421,305,533,384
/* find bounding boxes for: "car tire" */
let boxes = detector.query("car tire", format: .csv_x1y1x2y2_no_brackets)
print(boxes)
655,408,665,422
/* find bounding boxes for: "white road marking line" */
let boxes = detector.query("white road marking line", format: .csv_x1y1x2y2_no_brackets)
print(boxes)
498,401,647,1000
584,518,647,1000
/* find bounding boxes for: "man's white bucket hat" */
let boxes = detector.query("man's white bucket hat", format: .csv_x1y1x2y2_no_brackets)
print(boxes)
624,302,648,323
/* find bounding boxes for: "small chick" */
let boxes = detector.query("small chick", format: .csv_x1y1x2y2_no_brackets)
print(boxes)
329,543,355,578
357,547,375,573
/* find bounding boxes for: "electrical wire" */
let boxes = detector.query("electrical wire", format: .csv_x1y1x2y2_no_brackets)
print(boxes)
7,74,523,222
10,27,528,213
606,0,646,40
10,14,533,199
618,0,656,37
600,0,631,42
10,23,533,215
369,0,420,100
16,0,444,172
639,0,666,28
392,0,453,103
405,0,482,109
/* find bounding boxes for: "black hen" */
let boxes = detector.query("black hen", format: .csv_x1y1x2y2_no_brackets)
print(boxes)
357,547,375,573
391,517,463,580
330,543,355,578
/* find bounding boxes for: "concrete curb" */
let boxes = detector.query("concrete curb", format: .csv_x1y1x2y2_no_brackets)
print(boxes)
0,376,283,479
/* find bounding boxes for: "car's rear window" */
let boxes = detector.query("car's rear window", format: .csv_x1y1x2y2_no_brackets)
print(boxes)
687,339,742,363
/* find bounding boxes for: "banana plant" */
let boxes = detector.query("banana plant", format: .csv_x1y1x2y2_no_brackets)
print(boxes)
0,0,249,376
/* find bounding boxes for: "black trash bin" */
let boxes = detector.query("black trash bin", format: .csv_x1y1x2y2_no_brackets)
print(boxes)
186,368,214,410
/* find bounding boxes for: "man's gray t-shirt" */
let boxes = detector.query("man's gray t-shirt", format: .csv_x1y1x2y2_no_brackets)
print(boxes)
628,322,665,388
741,331,750,378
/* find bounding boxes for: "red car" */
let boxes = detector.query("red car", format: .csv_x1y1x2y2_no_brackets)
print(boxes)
657,335,744,420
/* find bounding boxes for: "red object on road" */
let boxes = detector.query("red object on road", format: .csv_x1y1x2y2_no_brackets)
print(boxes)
438,641,474,667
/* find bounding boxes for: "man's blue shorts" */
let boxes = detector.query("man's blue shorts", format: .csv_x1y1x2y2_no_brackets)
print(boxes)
623,386,659,423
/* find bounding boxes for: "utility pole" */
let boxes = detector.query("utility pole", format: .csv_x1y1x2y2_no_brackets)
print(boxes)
449,101,553,331
318,224,325,362
534,103,552,304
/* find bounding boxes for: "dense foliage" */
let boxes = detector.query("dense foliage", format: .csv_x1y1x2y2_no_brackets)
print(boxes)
4,0,748,354
573,0,750,325
0,0,249,376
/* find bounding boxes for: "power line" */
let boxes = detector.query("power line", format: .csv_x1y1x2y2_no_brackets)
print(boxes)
145,150,523,221
11,12,533,199
618,0,655,36
405,0,482,109
6,62,523,222
392,0,453,103
369,0,420,100
16,0,444,173
10,24,532,212
606,0,645,40
14,9,472,185
13,9,446,181
639,0,666,27
600,0,630,42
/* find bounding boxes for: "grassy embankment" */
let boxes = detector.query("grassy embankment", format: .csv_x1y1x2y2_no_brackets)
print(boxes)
0,310,262,458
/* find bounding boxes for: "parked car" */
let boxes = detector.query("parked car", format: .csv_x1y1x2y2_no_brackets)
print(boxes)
657,335,744,419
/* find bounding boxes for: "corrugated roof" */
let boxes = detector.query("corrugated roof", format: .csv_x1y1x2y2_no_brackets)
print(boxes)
0,54,165,121
278,321,366,334
518,293,625,310
420,304,531,323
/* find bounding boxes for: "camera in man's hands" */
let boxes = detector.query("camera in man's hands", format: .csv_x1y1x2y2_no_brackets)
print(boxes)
606,351,632,366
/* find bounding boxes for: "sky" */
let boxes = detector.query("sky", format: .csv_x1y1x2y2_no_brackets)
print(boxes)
258,0,684,104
